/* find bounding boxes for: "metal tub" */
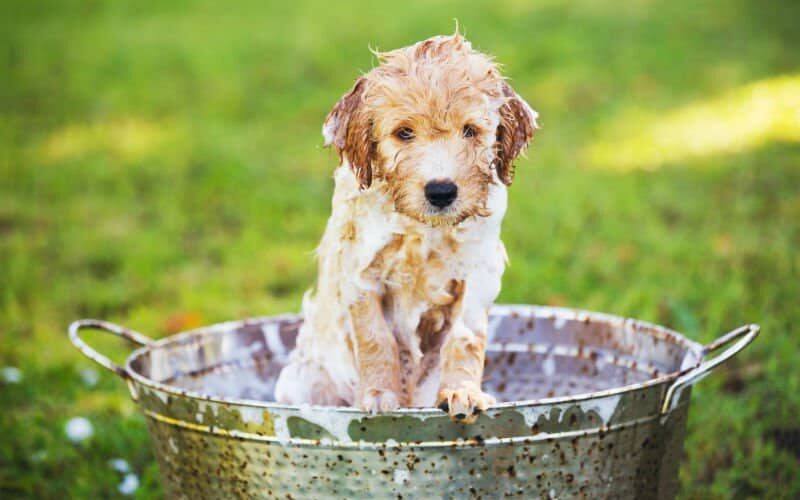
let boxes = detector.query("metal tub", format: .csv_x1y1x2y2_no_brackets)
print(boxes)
69,305,758,499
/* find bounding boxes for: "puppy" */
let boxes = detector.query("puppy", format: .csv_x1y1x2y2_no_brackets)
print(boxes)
274,33,537,423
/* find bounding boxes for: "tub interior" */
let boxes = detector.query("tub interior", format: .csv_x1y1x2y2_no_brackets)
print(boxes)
129,306,702,404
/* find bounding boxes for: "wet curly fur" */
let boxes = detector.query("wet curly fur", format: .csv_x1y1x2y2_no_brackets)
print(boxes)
274,32,537,423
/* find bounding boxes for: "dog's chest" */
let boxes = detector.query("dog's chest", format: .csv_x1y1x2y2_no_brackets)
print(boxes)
371,230,460,402
381,228,465,307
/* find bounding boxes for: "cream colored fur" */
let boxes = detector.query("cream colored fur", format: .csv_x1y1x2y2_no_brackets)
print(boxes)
274,33,537,422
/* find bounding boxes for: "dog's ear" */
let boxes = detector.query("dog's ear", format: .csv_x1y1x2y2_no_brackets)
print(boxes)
495,82,538,185
323,77,374,189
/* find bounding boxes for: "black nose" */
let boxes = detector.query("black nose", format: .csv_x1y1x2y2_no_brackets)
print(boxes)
424,180,458,208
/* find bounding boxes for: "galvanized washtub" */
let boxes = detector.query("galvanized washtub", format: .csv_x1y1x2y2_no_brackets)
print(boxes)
69,305,758,499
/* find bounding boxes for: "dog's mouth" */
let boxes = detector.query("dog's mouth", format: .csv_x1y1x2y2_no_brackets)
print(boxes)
385,178,491,227
407,203,491,227
420,208,462,227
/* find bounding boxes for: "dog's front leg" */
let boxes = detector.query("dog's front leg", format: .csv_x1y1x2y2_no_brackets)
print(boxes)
349,291,402,413
436,320,496,423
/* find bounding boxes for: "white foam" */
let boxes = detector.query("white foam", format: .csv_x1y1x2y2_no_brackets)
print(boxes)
519,405,559,428
272,413,291,445
581,395,621,424
262,323,287,358
240,341,264,357
519,395,620,428
297,404,354,443
154,390,169,405
542,355,556,376
239,407,264,424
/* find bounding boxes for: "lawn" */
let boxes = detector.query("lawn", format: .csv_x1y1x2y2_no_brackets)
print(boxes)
1,0,799,497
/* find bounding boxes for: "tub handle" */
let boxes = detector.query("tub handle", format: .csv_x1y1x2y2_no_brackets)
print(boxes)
68,319,154,380
661,323,760,414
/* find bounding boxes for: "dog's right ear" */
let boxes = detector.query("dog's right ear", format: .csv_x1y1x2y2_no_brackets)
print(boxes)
323,77,374,189
495,82,538,186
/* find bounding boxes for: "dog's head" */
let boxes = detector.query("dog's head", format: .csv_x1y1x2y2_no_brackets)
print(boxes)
323,33,538,226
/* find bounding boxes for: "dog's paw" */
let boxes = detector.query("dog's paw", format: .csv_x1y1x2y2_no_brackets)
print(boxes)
436,384,495,424
358,388,401,414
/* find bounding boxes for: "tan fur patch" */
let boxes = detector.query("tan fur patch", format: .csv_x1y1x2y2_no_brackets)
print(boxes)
349,291,403,410
341,221,357,241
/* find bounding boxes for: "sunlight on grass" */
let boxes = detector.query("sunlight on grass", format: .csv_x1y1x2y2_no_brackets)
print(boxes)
4,1,800,497
38,118,175,164
584,74,800,170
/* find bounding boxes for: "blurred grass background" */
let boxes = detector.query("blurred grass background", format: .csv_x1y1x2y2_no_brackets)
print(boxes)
1,0,799,497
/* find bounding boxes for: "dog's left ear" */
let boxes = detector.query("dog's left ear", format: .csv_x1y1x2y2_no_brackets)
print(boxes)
323,77,374,189
495,82,538,185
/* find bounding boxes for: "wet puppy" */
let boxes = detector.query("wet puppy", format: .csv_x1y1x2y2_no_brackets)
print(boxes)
275,32,537,423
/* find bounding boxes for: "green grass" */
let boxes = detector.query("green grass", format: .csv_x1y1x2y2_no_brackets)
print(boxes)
2,0,799,497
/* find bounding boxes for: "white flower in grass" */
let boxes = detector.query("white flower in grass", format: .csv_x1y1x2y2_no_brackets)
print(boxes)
2,367,22,384
118,473,139,496
65,417,94,442
79,368,99,387
109,458,130,474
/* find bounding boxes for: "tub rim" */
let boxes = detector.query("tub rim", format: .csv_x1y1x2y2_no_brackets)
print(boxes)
122,304,705,415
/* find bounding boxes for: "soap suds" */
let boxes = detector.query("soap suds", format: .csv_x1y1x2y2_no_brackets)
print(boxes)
239,407,265,424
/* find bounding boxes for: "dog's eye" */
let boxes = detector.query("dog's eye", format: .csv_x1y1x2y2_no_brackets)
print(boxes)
463,124,477,138
394,127,415,141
